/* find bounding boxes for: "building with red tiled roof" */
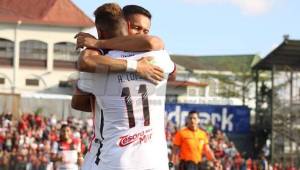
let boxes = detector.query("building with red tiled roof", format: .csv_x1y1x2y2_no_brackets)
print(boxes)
0,0,94,28
0,0,257,113
0,0,94,97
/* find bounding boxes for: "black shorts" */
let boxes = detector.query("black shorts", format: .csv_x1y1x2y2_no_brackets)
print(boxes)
179,160,202,170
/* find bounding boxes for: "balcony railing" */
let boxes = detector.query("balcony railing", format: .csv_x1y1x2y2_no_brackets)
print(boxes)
54,60,77,69
20,58,47,68
0,57,13,66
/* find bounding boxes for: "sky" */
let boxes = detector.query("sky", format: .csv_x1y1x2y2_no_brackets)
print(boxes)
72,0,300,57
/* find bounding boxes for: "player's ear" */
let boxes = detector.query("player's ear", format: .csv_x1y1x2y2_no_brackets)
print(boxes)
127,22,131,30
96,31,101,39
100,29,108,38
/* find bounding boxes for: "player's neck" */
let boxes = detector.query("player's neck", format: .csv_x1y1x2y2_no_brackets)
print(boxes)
187,126,197,131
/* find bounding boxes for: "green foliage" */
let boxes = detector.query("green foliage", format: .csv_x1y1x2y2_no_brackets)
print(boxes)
172,54,262,105
34,107,43,115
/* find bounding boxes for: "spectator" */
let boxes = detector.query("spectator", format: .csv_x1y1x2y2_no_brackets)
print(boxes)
13,149,27,170
224,141,238,158
4,131,12,152
1,110,279,170
286,159,296,170
0,131,5,149
0,150,10,170
234,152,244,170
52,124,82,170
205,120,214,135
259,154,269,170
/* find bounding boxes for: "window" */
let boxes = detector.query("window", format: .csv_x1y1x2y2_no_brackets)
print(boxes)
54,42,78,61
198,87,206,96
26,79,39,86
0,78,4,84
187,87,198,96
219,83,225,96
228,84,237,96
20,40,47,60
59,80,73,88
208,79,218,96
0,38,14,58
219,82,238,97
166,95,178,103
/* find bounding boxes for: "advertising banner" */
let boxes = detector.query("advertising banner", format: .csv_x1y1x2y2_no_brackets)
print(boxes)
165,104,250,134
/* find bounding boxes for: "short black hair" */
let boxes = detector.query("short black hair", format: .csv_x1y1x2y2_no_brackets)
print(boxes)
122,5,152,20
188,110,198,117
61,124,69,130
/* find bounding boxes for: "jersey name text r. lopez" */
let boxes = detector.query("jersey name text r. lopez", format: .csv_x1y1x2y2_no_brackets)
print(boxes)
117,73,142,83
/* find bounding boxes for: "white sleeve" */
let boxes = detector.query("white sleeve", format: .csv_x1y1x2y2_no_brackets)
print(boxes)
127,50,175,74
149,50,175,74
77,72,95,94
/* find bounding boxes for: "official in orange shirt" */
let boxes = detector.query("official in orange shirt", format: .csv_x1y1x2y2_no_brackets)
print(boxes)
171,110,216,170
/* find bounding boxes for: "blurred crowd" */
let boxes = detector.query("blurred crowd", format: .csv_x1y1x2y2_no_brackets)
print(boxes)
165,121,298,170
0,112,298,170
0,112,93,170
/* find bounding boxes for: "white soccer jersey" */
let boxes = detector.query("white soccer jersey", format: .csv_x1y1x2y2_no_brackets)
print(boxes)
79,50,175,170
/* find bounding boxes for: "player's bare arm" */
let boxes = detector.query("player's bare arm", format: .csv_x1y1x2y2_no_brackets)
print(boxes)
71,83,92,112
78,49,125,72
203,144,217,163
75,32,164,51
171,144,180,166
78,49,164,84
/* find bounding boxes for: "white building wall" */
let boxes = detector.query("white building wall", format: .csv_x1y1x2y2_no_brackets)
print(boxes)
0,23,90,94
173,67,256,109
0,68,14,92
0,23,84,42
0,67,77,93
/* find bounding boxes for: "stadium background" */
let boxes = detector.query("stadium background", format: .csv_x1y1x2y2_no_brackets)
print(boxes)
0,0,299,169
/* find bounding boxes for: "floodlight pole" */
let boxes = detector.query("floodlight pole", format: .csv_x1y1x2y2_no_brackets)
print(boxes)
289,71,293,160
12,20,22,94
270,65,275,163
255,70,259,125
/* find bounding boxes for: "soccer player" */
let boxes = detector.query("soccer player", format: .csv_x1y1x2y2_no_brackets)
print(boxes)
78,3,175,170
74,5,165,84
75,5,163,51
71,5,169,112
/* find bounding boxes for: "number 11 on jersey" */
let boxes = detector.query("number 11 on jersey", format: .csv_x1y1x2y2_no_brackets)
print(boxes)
121,84,150,128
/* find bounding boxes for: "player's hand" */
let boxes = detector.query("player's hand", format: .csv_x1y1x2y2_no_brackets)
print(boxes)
75,32,97,49
136,57,164,85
